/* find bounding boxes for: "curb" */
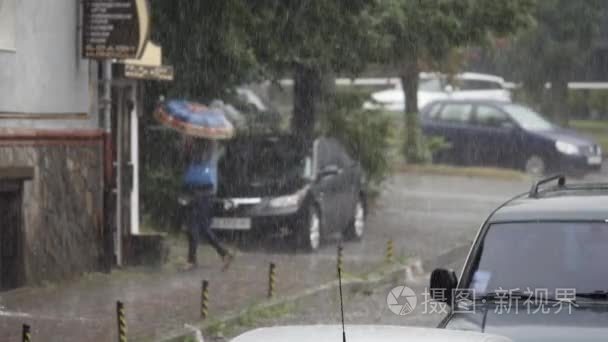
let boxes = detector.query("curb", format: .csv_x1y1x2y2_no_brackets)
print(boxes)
395,164,529,182
157,259,423,342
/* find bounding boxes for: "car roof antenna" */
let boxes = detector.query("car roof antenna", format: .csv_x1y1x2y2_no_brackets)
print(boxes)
338,259,347,342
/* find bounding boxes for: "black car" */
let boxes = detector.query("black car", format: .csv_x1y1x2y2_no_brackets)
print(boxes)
212,135,366,251
421,100,603,175
431,175,608,341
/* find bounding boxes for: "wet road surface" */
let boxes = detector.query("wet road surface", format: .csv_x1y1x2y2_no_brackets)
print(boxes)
225,168,608,340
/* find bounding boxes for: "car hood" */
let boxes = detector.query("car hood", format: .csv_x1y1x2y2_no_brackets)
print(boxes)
217,171,308,198
232,325,512,342
446,305,608,342
530,128,597,147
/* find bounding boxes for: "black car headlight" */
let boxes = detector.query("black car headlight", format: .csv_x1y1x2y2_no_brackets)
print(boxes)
268,186,309,208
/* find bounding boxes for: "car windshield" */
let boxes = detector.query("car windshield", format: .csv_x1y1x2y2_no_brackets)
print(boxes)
466,222,608,296
419,77,444,92
457,79,503,90
503,104,554,131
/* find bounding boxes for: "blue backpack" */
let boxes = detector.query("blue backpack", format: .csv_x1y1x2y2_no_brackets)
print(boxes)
183,159,217,189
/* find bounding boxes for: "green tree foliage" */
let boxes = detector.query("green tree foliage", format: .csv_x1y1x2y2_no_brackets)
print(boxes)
246,0,375,141
319,89,393,188
371,0,533,162
148,0,258,101
499,0,603,125
148,0,374,139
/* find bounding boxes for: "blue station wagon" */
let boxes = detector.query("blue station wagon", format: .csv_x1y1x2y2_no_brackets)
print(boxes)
420,100,603,175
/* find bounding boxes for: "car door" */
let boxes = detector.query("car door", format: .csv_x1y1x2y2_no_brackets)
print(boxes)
314,138,342,233
470,104,519,167
434,102,475,165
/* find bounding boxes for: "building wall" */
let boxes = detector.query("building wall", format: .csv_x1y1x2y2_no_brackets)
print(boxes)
0,0,107,285
0,0,98,129
0,133,105,284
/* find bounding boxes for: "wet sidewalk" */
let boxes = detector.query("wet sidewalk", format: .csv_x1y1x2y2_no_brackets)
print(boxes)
0,237,381,342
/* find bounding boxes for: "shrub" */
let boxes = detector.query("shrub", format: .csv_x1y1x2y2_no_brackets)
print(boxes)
425,135,452,161
318,89,394,188
140,127,185,233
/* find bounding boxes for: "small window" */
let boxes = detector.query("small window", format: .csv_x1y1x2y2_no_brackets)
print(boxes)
475,105,510,128
425,103,443,120
458,80,502,90
419,78,444,92
333,140,354,168
0,0,16,51
438,104,473,124
315,138,353,170
315,138,334,170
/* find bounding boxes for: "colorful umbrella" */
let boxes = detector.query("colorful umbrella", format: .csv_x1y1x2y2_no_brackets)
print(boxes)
154,99,235,139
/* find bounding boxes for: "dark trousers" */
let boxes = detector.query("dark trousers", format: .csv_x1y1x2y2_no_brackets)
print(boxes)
187,194,227,263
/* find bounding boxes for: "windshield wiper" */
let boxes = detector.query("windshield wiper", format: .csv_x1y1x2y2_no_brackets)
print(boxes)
475,290,560,303
575,291,608,300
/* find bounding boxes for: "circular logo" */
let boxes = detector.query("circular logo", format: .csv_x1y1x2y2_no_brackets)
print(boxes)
223,200,234,211
386,285,417,315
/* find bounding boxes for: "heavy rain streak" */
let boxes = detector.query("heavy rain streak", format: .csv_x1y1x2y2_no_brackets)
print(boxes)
1,1,608,341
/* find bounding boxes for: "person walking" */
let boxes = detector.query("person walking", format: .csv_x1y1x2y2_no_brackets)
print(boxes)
181,137,233,270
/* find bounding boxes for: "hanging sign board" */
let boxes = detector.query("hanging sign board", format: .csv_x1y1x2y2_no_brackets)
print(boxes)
82,0,150,59
114,41,174,81
123,64,174,81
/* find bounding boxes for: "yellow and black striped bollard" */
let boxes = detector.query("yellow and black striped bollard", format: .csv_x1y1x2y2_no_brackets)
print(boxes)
337,244,344,275
268,262,276,298
385,239,394,263
22,324,31,342
116,301,127,342
201,280,209,319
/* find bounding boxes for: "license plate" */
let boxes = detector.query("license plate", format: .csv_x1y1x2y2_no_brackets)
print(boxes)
588,156,602,165
211,217,251,230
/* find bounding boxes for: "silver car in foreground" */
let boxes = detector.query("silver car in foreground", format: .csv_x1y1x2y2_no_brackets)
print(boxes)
231,325,512,342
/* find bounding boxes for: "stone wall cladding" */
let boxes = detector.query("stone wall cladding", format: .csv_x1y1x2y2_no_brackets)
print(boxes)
0,141,104,284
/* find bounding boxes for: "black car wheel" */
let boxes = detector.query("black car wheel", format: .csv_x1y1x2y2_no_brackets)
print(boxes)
344,198,365,241
296,205,322,252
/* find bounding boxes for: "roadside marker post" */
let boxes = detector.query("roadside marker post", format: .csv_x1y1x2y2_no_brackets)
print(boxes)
116,301,127,342
386,239,394,263
201,280,209,319
22,324,31,342
268,262,276,298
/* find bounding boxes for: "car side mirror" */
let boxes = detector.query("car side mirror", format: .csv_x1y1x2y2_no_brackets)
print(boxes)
318,165,341,179
430,268,458,305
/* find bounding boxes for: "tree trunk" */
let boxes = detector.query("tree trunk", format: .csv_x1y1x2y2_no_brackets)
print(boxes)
548,78,569,127
292,64,322,143
319,70,336,117
400,60,423,162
